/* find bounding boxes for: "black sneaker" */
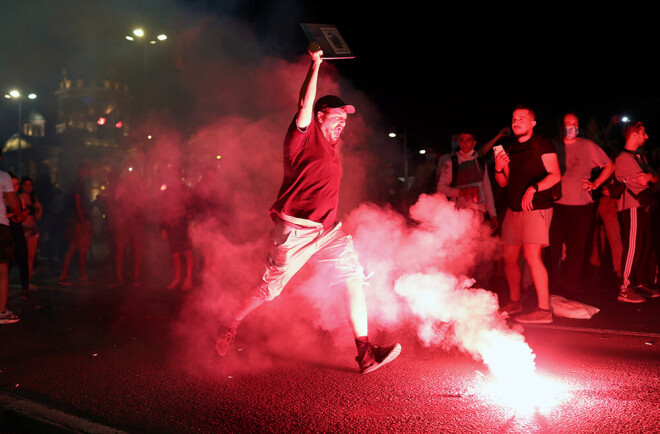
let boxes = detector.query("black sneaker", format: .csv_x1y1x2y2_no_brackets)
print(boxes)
356,343,401,374
215,328,236,357
634,285,660,298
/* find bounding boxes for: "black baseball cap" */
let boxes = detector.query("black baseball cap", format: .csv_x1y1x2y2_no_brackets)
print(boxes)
314,95,355,114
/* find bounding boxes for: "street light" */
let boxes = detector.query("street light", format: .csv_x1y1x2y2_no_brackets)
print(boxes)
4,89,37,178
124,27,167,88
388,130,409,193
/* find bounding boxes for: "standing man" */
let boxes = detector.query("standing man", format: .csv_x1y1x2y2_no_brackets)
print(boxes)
0,151,22,324
547,113,614,296
494,105,561,324
615,122,659,303
215,43,401,374
437,131,498,230
58,162,93,286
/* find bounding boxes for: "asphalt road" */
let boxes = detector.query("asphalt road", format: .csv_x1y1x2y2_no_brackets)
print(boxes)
1,260,659,433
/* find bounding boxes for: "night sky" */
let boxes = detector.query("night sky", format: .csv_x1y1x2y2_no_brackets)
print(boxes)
1,1,658,153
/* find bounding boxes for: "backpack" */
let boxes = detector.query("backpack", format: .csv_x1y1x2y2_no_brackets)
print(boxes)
450,154,485,187
607,177,626,199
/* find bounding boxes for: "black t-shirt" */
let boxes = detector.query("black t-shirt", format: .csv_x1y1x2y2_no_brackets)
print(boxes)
504,135,557,211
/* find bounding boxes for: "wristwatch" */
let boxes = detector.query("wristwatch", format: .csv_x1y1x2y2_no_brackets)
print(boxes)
533,183,539,193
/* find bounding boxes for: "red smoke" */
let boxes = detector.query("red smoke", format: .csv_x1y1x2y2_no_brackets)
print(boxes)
109,14,536,381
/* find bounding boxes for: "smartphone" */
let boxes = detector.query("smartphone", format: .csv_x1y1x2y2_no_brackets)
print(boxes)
493,145,504,155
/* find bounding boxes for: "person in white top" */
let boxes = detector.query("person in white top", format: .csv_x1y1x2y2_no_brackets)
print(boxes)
0,150,23,324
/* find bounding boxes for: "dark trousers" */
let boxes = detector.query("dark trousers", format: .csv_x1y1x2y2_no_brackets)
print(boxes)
547,203,595,294
10,222,29,291
619,207,652,289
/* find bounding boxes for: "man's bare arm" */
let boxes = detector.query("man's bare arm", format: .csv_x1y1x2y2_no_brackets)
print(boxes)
4,191,21,223
297,43,323,130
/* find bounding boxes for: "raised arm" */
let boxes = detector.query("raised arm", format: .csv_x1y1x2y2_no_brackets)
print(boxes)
297,42,324,130
477,127,511,158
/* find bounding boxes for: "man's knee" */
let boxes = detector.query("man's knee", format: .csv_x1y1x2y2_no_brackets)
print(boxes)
523,244,544,265
502,246,521,266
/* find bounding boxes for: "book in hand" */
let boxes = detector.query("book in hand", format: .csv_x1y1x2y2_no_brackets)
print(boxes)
299,23,355,60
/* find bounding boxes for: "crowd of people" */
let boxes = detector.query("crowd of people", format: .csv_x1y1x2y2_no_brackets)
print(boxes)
1,51,658,378
1,111,658,331
416,108,659,324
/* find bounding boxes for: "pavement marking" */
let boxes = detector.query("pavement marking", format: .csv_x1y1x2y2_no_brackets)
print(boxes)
0,391,128,433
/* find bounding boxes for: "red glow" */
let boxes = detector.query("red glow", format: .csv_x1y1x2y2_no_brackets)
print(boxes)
478,371,570,414
97,117,106,126
115,121,123,128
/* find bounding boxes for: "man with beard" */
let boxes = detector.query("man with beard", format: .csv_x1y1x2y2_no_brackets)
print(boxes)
214,43,401,374
495,105,561,324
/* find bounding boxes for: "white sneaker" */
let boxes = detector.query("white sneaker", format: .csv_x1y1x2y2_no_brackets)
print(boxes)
0,310,20,324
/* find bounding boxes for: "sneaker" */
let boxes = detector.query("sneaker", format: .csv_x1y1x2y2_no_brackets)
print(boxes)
618,288,646,303
108,279,125,288
499,300,523,316
78,277,94,286
515,308,553,324
215,328,237,357
634,285,660,298
356,343,402,374
0,310,20,325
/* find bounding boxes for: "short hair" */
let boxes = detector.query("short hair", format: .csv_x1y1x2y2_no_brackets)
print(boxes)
514,104,536,121
457,132,477,141
623,121,644,140
8,171,17,180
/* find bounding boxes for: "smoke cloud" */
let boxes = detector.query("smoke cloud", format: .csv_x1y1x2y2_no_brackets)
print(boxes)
79,9,536,380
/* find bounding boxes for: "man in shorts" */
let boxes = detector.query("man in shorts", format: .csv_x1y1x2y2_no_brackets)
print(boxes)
494,105,561,324
215,43,401,374
0,150,23,324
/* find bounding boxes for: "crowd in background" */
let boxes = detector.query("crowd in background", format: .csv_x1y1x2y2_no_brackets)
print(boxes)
1,109,658,325
406,111,659,316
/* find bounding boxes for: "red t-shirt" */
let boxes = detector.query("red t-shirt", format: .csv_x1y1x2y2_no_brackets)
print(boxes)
270,115,342,228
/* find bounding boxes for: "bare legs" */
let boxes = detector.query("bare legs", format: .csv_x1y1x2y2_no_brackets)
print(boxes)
59,246,87,281
25,234,38,278
0,263,9,312
345,277,368,338
166,250,193,289
503,243,550,310
225,277,369,338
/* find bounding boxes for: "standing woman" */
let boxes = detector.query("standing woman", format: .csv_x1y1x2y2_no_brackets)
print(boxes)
19,177,42,287
7,173,30,296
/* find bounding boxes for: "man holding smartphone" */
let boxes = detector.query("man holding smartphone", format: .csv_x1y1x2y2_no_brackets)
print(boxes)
493,105,561,324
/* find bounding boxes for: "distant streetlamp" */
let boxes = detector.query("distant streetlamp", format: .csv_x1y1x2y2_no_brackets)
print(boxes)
388,129,409,194
125,28,167,88
4,89,37,178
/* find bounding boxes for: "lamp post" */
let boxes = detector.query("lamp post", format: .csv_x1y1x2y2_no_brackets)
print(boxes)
125,28,167,89
388,129,409,195
4,90,37,178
